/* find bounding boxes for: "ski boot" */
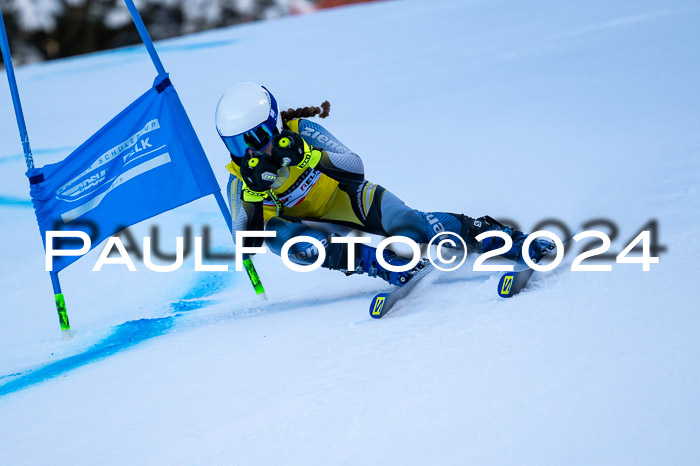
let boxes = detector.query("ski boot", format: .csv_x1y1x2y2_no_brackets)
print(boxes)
458,215,555,263
324,242,428,286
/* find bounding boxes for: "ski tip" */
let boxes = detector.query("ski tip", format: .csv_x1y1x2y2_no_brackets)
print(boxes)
497,272,516,298
369,293,390,319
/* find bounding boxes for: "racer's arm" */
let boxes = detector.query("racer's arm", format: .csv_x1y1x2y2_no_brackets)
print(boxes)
229,149,279,249
271,130,364,184
228,175,265,248
316,149,364,184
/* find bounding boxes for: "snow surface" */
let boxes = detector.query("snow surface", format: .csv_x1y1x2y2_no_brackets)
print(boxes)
1,0,699,464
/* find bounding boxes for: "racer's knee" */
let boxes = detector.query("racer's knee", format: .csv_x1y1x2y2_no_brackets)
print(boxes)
379,191,426,243
265,217,328,265
265,217,293,256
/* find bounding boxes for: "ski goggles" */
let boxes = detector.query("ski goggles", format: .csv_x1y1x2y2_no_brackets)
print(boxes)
221,116,278,158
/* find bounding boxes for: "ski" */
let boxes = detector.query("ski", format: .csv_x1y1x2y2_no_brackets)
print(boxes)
369,262,434,319
497,266,535,298
497,235,575,298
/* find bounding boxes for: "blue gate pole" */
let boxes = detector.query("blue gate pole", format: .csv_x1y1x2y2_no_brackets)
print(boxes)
0,8,33,170
123,0,266,299
0,8,72,339
123,0,167,77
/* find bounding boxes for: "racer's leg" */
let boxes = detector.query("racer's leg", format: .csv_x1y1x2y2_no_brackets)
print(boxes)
265,214,424,286
368,188,554,262
265,216,337,266
264,183,553,279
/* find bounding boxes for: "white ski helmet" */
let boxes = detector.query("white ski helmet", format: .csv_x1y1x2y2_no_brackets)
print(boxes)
215,82,281,158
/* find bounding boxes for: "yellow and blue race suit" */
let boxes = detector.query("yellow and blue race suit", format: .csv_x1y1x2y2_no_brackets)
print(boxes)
226,118,469,266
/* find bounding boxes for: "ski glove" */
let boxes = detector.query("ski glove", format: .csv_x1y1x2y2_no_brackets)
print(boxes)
271,130,322,170
240,149,279,202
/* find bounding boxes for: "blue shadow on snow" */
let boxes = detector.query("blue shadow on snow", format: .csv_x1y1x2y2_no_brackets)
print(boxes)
0,271,231,399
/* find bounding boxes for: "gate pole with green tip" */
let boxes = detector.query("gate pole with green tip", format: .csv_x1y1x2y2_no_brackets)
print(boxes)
0,7,73,340
51,273,72,340
123,0,267,300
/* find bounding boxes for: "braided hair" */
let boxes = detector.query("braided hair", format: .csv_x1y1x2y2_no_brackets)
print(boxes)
281,101,331,129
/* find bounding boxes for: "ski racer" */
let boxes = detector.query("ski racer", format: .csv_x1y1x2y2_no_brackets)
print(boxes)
215,82,554,286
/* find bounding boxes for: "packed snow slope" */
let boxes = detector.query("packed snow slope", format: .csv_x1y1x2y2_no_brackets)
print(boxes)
1,0,699,464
